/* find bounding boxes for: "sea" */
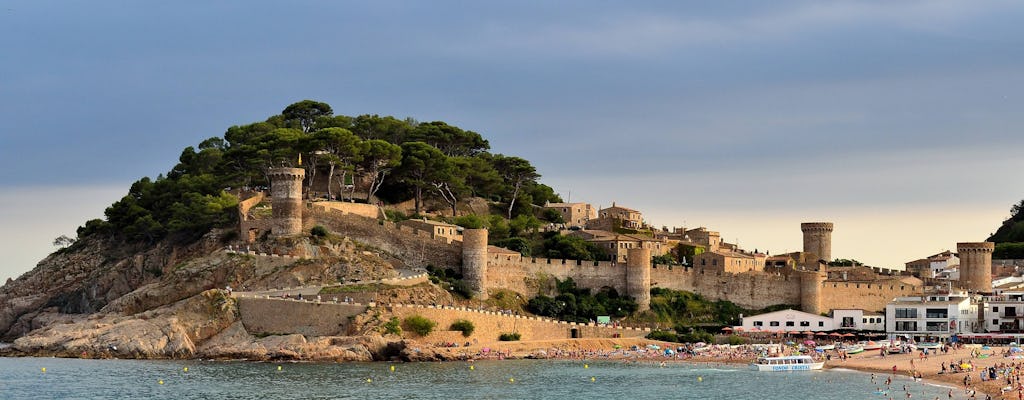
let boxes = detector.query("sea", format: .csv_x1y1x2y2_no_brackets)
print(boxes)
0,357,968,399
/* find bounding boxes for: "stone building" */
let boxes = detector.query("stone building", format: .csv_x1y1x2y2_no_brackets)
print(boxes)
588,203,644,230
905,250,958,279
543,202,596,228
693,249,761,273
585,233,670,263
397,218,463,242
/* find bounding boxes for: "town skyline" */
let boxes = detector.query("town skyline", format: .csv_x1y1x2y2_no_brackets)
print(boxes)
3,1,1023,282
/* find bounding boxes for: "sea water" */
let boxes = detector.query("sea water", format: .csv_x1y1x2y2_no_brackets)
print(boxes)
0,357,965,399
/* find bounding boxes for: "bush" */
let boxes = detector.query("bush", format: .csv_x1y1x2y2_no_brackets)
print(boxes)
646,330,678,342
404,315,436,336
727,335,747,345
382,317,402,335
498,332,521,341
679,330,714,343
311,225,329,237
450,319,475,337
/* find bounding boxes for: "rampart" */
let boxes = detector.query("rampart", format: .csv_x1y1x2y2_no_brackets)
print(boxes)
238,297,367,336
818,280,920,313
311,201,382,219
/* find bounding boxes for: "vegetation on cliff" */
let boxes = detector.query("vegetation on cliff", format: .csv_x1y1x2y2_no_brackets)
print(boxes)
990,199,1024,259
526,278,638,323
77,100,560,246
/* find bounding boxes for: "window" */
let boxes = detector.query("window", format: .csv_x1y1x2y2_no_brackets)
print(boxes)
994,307,999,312
785,321,795,327
994,319,999,325
862,318,868,323
770,321,780,327
799,321,810,327
895,321,917,331
818,321,824,327
925,308,948,319
754,321,764,326
895,308,917,318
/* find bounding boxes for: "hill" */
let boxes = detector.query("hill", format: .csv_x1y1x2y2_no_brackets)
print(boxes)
988,199,1024,259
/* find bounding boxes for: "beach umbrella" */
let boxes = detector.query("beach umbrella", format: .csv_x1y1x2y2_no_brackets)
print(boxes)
1010,347,1023,353
788,331,801,335
815,332,827,336
843,333,856,337
802,331,814,335
829,332,842,337
722,327,733,332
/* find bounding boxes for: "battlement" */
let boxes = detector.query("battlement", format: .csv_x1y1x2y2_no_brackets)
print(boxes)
267,167,306,180
800,222,834,232
957,242,995,253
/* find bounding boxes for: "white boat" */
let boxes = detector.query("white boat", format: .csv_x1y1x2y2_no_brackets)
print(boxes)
816,344,835,350
917,342,942,350
860,341,882,351
750,355,825,371
846,345,864,354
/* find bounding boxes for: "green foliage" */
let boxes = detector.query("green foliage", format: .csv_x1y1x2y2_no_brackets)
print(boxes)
646,330,678,342
542,232,608,261
646,287,797,329
994,243,1024,259
449,319,475,337
828,259,862,266
541,208,565,223
403,315,437,336
452,214,486,229
498,332,521,341
425,266,472,299
527,278,636,322
680,330,714,343
382,317,402,335
492,237,532,256
990,199,1024,243
311,225,329,237
727,335,748,345
652,254,677,265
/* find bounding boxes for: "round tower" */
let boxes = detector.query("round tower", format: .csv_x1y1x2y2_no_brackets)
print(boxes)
268,167,305,237
957,242,995,293
799,265,827,315
801,222,834,264
461,228,489,300
626,247,652,312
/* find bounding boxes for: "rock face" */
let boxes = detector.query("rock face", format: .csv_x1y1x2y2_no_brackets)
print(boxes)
0,229,419,361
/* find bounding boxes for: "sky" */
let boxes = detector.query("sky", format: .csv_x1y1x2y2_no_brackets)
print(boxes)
2,1,1023,282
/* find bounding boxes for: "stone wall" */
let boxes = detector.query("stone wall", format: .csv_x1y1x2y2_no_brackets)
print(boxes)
312,201,382,219
386,304,649,343
238,297,368,336
818,280,921,312
652,266,804,310
484,254,630,298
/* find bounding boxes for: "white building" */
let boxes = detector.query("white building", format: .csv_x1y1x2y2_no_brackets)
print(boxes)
885,292,978,340
737,309,881,332
982,291,1024,333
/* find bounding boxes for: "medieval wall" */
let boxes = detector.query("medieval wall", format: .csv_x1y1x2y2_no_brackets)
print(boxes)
652,266,803,310
238,297,368,336
312,201,382,219
484,254,629,297
818,280,921,313
387,304,648,342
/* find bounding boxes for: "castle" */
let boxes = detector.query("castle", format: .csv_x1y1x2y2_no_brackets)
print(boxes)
241,167,996,314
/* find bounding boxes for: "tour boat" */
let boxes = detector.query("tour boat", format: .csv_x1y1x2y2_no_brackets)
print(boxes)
750,355,825,371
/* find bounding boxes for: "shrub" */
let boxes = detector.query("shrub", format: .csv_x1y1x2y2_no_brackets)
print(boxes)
498,332,521,341
450,319,475,337
382,317,402,336
311,225,329,237
646,330,678,342
727,335,747,345
404,315,436,336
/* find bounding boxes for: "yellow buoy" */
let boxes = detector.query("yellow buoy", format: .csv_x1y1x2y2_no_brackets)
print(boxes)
41,367,46,373
390,365,395,372
509,378,515,383
469,365,474,370
158,380,164,385
183,367,188,372
277,365,282,371
366,378,372,383
697,376,703,382
584,364,589,369
590,376,596,382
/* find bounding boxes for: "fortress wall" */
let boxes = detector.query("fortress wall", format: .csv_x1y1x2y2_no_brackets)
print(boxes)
387,304,648,342
312,201,382,219
650,266,802,310
819,281,921,313
484,255,629,298
305,209,462,269
238,297,367,336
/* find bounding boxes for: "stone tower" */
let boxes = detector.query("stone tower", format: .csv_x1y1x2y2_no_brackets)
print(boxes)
799,263,827,315
957,242,995,292
462,228,489,300
268,167,305,237
626,247,652,312
801,222,834,264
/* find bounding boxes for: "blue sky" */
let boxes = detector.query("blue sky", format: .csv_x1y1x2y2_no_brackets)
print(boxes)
2,1,1023,282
